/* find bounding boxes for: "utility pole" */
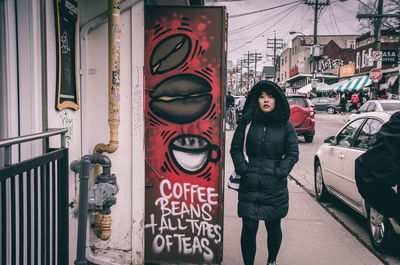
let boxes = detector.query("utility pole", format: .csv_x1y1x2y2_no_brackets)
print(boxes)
250,52,262,84
267,33,283,82
247,51,250,92
304,0,330,88
243,51,255,92
357,0,400,99
239,59,243,92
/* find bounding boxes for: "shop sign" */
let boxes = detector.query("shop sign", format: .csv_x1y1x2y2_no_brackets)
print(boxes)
54,0,79,111
382,50,398,64
339,63,355,77
321,58,343,71
289,66,298,77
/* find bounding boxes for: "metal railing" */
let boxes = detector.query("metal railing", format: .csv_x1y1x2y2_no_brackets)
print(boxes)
0,128,69,265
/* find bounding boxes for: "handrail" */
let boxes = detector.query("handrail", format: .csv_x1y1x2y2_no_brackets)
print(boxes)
0,128,68,167
0,128,68,147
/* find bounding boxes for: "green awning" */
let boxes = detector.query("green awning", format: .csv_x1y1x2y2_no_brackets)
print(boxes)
328,75,372,92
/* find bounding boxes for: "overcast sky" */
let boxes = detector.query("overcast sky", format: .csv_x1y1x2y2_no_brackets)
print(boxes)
205,0,366,69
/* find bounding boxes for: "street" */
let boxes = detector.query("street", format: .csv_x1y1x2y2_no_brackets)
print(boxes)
224,113,400,265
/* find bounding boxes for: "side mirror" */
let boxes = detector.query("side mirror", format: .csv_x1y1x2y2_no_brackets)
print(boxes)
324,136,335,144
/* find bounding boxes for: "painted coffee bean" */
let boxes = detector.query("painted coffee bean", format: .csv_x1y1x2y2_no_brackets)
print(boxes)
149,74,212,124
150,34,192,75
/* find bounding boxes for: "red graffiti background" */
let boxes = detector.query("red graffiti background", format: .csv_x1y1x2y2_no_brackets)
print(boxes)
144,6,225,263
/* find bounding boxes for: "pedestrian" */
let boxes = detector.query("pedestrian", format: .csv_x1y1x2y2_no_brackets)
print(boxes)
226,91,235,109
339,94,347,115
226,91,235,124
355,111,400,227
230,80,299,265
350,93,359,111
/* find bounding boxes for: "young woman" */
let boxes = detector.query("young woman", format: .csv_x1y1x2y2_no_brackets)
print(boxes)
230,81,299,265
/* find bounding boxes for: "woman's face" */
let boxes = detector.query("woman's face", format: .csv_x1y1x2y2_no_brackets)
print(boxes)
258,91,275,113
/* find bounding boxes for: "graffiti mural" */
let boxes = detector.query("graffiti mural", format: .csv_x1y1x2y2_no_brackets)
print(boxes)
144,6,226,264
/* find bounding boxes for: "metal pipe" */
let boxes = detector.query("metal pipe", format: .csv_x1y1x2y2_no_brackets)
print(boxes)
74,159,90,265
93,0,121,156
92,1,121,240
0,128,68,147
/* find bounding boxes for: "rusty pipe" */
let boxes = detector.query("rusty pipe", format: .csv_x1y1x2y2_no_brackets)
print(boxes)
92,0,121,241
93,0,121,156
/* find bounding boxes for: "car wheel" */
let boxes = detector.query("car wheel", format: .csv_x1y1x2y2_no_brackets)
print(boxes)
367,206,396,253
326,107,335,114
304,134,314,143
314,160,329,201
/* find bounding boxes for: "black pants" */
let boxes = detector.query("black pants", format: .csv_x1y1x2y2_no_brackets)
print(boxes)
241,217,282,265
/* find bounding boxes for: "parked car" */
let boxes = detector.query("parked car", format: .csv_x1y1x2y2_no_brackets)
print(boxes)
310,97,340,114
307,98,316,112
314,111,400,252
349,99,400,120
286,94,315,143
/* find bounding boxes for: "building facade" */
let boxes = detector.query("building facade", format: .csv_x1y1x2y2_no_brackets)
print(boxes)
280,34,358,92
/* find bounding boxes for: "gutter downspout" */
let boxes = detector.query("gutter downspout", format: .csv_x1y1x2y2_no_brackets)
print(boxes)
93,0,121,157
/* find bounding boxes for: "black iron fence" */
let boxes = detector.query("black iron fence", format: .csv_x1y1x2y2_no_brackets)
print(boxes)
0,128,69,265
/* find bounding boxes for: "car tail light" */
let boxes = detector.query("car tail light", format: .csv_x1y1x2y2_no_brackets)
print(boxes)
309,107,314,117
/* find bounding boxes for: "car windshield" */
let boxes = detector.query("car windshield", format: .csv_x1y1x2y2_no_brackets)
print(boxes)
380,102,400,111
287,97,308,107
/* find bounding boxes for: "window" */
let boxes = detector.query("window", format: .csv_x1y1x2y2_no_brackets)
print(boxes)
367,102,377,112
358,102,370,113
337,118,365,147
287,97,308,107
361,50,366,67
285,56,287,63
346,40,355,49
282,58,284,66
0,0,42,164
380,102,400,111
368,48,373,66
353,119,383,149
356,52,360,69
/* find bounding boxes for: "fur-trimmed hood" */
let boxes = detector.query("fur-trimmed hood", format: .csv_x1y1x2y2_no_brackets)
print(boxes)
241,80,290,123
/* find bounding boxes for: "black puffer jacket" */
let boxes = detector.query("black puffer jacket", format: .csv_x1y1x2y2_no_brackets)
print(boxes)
230,81,299,221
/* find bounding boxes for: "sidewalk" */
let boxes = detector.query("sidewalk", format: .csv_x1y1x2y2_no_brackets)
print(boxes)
222,131,383,265
222,179,383,265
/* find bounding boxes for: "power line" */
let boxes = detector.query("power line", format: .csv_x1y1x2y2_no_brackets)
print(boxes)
229,0,301,18
356,0,377,13
229,4,297,35
328,5,347,45
229,2,301,53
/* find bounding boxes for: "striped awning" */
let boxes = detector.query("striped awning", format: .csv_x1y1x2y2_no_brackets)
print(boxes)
328,75,372,92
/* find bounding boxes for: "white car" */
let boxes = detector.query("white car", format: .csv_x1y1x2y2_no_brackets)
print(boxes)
349,99,400,120
314,111,400,253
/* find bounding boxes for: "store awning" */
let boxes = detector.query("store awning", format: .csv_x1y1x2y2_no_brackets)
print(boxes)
380,75,398,91
297,82,329,93
327,75,372,92
297,83,312,94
